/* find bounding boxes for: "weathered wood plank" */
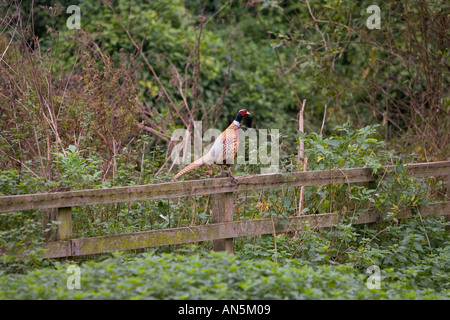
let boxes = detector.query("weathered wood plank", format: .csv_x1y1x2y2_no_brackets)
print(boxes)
42,207,72,242
42,202,448,258
68,213,341,256
211,192,234,253
1,161,449,213
56,207,72,241
42,208,58,242
42,241,72,258
42,188,72,242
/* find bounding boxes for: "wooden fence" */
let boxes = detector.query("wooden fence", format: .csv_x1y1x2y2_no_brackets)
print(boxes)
0,161,449,258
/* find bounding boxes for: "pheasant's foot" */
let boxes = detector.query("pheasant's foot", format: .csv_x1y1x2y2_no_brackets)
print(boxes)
226,167,237,183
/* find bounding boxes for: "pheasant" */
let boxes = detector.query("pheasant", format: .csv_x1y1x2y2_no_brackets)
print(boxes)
170,109,251,181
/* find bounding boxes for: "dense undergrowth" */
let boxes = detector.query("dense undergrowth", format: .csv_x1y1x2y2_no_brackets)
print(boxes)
1,204,449,299
0,245,448,300
0,0,449,300
1,124,449,299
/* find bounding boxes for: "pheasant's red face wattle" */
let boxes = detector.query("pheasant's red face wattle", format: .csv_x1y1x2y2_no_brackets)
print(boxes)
240,110,247,116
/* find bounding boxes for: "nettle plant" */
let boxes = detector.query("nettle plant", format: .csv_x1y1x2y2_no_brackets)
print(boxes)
237,123,436,237
258,124,446,274
51,142,207,239
297,123,431,217
302,123,390,171
54,145,103,190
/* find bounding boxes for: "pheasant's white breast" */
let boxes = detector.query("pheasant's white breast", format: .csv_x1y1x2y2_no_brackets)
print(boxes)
205,128,239,165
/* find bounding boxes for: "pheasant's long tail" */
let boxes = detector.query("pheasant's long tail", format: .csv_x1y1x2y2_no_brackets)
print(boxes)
170,157,206,182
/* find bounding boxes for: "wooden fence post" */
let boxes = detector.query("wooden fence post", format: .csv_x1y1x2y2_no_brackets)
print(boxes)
211,191,234,254
43,188,72,242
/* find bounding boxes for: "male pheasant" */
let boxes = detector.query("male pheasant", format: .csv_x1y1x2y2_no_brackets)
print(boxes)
170,109,251,181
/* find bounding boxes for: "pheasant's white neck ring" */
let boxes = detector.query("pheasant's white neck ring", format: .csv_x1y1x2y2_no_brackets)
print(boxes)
233,120,240,127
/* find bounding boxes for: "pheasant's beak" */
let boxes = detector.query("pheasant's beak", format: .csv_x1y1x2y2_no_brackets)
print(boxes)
245,111,251,117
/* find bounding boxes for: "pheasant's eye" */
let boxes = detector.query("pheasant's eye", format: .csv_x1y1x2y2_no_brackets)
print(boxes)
240,110,247,116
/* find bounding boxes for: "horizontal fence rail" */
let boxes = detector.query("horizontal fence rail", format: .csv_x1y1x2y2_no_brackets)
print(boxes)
1,161,449,213
0,161,449,258
44,202,450,258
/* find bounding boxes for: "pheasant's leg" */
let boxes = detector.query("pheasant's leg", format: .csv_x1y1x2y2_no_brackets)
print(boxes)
218,165,225,178
226,165,237,182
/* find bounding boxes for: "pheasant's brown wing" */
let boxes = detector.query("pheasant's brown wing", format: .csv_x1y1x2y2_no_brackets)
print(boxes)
171,122,240,181
216,129,239,165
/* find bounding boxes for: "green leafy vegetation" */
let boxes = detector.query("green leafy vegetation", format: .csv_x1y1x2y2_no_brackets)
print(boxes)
1,123,448,299
1,242,448,299
0,0,448,300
